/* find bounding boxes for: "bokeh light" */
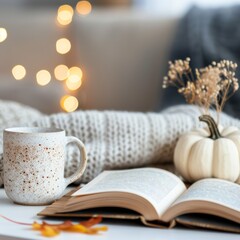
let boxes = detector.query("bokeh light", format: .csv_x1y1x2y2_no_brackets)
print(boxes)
36,70,51,86
0,28,7,43
57,4,74,26
54,64,69,81
12,65,26,80
60,95,79,112
66,77,82,90
76,1,92,15
56,38,71,54
68,66,83,81
66,66,83,90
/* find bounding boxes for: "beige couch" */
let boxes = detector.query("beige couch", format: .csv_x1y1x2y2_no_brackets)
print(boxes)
0,6,178,113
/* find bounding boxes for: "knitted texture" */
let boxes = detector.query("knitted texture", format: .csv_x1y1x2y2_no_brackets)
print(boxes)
1,104,240,187
20,106,240,183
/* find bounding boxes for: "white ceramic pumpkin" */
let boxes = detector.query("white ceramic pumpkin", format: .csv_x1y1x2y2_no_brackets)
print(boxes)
174,114,240,183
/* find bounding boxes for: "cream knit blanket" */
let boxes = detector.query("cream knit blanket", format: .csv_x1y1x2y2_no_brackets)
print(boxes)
1,102,240,187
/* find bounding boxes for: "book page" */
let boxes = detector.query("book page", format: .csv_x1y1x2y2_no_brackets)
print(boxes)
72,168,186,216
172,178,240,210
162,178,240,222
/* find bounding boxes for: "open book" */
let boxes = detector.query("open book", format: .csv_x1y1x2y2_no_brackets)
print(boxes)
39,168,240,233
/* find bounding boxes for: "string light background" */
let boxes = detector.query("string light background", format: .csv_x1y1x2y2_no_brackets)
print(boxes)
5,1,92,113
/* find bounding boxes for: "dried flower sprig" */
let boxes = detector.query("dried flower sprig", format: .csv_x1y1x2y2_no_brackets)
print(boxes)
163,58,239,123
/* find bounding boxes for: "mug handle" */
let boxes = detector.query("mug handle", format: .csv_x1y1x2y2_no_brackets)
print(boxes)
64,136,87,187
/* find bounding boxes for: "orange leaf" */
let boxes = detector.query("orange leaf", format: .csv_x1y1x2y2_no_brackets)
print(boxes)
32,222,42,230
42,220,73,230
41,226,60,237
67,224,88,233
1,214,107,237
86,226,108,235
80,216,103,227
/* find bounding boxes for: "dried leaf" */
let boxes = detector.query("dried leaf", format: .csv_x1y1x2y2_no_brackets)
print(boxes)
80,216,102,227
41,225,60,237
42,220,73,230
1,214,107,238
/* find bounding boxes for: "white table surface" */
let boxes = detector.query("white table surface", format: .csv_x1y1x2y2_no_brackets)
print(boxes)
0,189,239,240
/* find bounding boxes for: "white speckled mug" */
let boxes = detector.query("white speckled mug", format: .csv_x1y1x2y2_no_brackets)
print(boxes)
3,127,87,205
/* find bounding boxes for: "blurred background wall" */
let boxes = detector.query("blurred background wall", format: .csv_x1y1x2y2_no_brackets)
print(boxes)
0,0,239,114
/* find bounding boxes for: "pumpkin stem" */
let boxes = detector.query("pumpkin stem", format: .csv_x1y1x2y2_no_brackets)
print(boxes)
199,114,222,140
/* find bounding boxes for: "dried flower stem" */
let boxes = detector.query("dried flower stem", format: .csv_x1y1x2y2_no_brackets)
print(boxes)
163,58,239,123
